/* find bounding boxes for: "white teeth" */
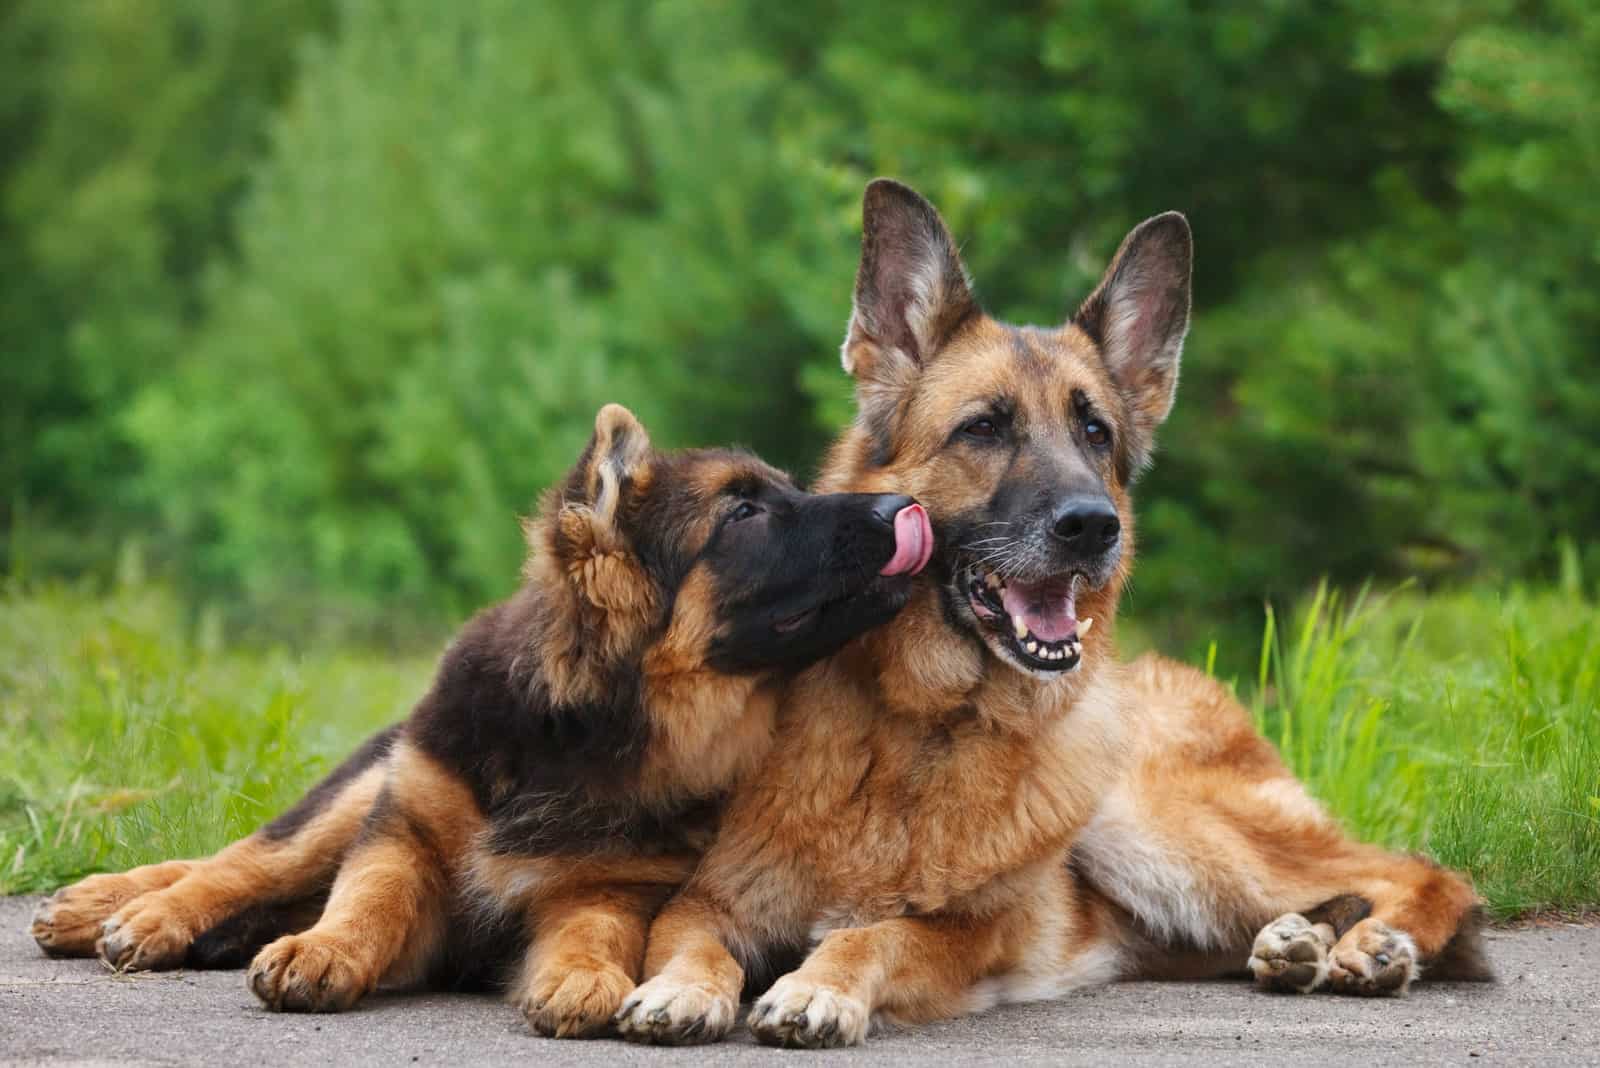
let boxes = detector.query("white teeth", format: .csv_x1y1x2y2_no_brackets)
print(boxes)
1013,616,1028,640
1078,617,1094,637
1025,639,1039,654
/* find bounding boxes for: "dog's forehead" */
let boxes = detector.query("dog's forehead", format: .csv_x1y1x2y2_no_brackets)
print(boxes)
916,318,1113,420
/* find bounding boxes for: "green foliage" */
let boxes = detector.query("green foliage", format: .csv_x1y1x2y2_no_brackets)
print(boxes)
0,0,332,573
127,1,850,613
4,0,1598,632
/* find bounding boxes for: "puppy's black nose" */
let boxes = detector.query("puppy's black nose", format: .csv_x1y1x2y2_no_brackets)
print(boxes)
869,494,916,530
1052,496,1120,552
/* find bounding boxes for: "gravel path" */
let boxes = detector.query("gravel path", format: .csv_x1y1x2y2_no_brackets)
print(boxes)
2,897,1595,1066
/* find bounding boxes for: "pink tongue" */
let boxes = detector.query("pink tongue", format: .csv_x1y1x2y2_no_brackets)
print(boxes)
880,504,934,576
1000,578,1077,642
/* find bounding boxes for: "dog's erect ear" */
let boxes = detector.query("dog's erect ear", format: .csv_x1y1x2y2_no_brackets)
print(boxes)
842,179,976,382
1074,212,1192,473
1073,213,1192,466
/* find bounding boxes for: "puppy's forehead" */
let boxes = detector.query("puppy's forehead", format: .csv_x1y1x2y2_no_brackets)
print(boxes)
676,449,792,499
913,319,1115,424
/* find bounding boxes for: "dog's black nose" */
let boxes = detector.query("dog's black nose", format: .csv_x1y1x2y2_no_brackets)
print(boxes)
1052,496,1120,553
868,494,917,529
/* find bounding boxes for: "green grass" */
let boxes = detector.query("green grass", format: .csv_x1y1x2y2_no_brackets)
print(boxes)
1,576,1596,916
0,580,435,893
1244,579,1600,917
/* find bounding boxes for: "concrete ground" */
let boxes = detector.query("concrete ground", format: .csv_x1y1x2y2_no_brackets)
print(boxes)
2,898,1596,1067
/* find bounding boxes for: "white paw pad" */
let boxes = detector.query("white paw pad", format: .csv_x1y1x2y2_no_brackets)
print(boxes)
1329,919,1418,996
1249,913,1334,994
613,974,736,1046
748,975,869,1049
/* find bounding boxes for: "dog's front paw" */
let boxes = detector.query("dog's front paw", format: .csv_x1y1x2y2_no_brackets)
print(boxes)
613,973,737,1046
749,974,870,1049
521,962,634,1039
1248,913,1334,994
96,896,196,971
1328,918,1417,996
247,934,370,1012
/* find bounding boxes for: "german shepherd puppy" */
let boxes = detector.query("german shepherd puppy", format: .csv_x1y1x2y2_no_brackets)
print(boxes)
30,403,935,1037
615,182,1486,1048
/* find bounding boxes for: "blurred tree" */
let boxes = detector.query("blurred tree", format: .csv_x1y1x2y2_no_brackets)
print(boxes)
0,0,332,571
130,0,841,612
5,0,1596,639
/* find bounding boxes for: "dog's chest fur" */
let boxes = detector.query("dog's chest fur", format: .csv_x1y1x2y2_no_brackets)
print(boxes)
717,591,1129,932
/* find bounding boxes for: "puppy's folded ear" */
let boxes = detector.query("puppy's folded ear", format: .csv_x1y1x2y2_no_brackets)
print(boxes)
533,404,657,615
522,405,659,702
575,403,652,541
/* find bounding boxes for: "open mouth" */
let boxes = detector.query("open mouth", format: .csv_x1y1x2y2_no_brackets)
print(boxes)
962,563,1094,673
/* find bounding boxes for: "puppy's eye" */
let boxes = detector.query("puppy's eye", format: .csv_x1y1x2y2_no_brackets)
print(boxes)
962,418,999,440
730,501,762,522
1084,420,1111,448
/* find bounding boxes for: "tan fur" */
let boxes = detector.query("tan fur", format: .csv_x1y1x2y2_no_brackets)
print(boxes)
247,742,481,1010
30,859,196,957
625,314,1145,1046
638,566,776,803
522,403,666,707
515,884,670,1038
620,184,1481,1049
1077,656,1480,985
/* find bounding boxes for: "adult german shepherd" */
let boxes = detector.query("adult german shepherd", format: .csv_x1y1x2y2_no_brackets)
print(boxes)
30,403,935,1037
616,181,1487,1048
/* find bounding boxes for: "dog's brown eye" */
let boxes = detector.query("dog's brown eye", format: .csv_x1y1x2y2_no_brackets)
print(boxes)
731,501,761,522
1085,420,1111,447
963,418,998,440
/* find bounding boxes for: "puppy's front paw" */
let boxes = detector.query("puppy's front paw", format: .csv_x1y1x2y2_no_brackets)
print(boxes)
749,974,870,1049
32,877,143,958
247,934,370,1012
1328,918,1417,996
96,896,196,972
613,973,736,1046
521,962,633,1039
1248,913,1334,994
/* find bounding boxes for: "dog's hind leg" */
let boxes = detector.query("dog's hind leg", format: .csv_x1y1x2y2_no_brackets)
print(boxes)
88,726,399,972
1249,851,1488,996
1078,776,1485,996
247,741,481,1012
1075,655,1487,997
